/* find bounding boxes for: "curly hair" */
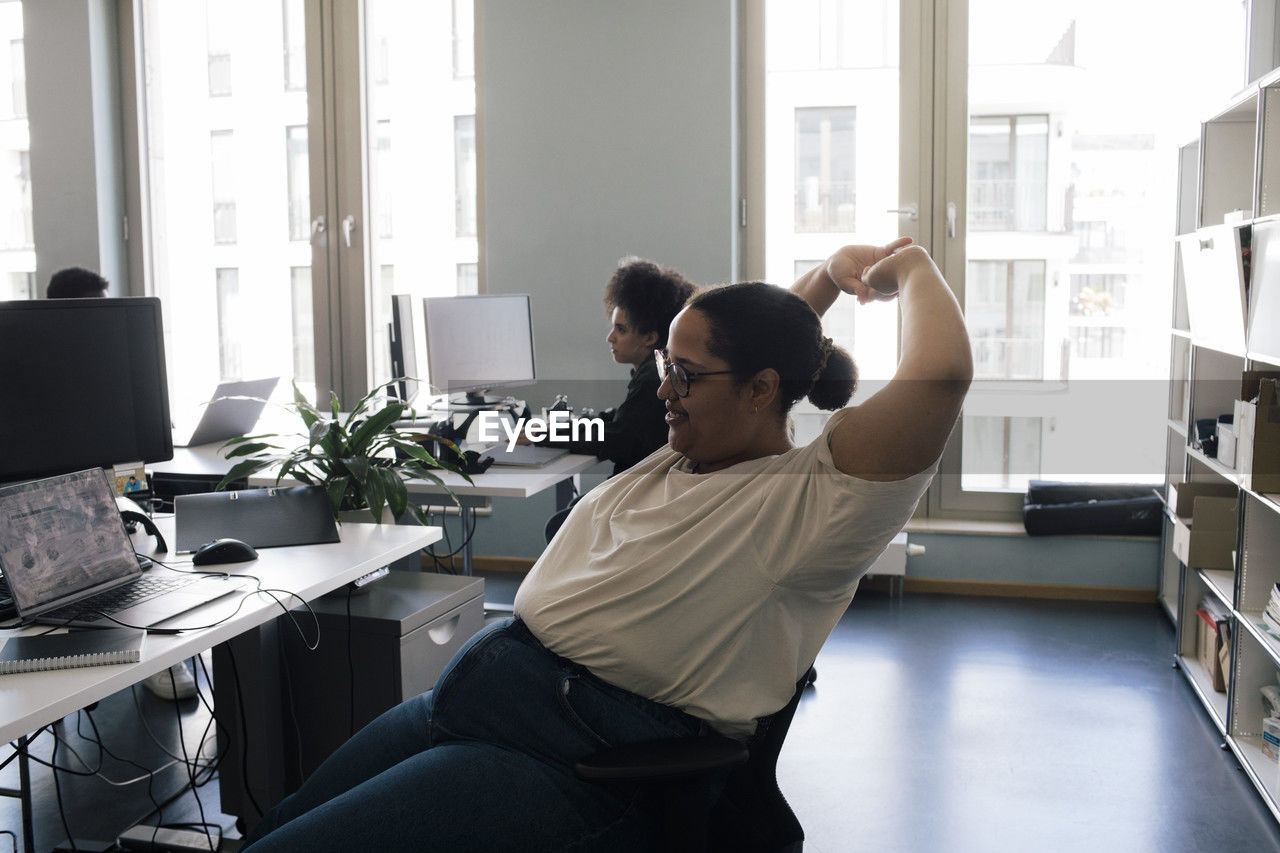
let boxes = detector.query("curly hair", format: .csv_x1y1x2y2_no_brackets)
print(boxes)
603,258,697,350
686,282,856,415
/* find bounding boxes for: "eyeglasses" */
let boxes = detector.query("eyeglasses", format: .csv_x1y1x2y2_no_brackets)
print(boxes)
654,349,736,398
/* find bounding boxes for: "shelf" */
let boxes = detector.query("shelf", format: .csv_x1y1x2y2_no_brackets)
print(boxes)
1177,653,1229,732
1159,596,1177,625
1187,446,1240,483
1168,419,1188,437
1173,328,1193,340
1241,611,1280,669
1228,736,1280,823
1200,569,1235,608
1251,351,1280,368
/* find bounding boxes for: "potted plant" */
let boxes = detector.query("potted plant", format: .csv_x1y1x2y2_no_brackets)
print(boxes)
216,381,468,524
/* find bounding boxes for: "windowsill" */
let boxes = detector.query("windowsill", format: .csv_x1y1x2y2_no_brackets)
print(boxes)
903,517,1159,543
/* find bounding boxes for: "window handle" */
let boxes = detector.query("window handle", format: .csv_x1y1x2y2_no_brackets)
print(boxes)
886,203,918,221
342,215,357,248
946,202,957,239
310,216,326,243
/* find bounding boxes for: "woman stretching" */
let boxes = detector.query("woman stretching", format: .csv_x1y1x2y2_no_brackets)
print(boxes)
242,238,971,852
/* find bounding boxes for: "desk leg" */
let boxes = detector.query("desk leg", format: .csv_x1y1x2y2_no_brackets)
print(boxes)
18,735,33,853
460,504,474,576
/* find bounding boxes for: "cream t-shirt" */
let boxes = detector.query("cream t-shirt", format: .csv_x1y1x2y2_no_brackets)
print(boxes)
514,409,937,737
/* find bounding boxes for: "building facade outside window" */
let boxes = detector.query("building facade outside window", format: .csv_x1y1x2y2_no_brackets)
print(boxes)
794,107,856,233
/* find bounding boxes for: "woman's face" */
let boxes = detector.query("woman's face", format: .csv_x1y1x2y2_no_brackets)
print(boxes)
659,308,761,471
606,307,657,367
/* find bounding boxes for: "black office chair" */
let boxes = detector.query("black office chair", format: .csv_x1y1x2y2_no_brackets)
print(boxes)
574,670,812,853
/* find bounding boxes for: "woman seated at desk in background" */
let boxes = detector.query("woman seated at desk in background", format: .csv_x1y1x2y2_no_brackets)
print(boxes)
242,238,972,853
521,257,696,476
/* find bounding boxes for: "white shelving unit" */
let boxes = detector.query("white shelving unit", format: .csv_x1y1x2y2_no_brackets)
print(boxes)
1164,58,1280,823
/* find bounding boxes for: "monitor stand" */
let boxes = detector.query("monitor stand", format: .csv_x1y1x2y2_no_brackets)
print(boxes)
461,391,508,406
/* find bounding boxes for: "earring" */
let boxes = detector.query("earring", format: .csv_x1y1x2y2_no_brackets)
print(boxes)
752,404,759,414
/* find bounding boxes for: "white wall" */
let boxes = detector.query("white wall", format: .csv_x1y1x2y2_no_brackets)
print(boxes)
478,0,739,395
24,0,126,293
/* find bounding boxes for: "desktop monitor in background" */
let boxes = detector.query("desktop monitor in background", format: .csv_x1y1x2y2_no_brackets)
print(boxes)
389,293,421,403
422,294,536,404
0,297,174,483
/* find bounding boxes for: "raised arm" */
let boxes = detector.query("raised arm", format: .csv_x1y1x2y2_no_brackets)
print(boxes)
793,241,972,481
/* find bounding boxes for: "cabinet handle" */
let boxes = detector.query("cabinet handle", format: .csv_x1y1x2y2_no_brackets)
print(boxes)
1199,238,1213,251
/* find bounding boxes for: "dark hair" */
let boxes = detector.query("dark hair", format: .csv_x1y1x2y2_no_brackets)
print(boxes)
603,258,697,350
687,282,856,414
48,267,109,299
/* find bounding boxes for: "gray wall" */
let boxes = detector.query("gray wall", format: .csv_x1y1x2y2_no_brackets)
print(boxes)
25,0,127,294
478,0,739,401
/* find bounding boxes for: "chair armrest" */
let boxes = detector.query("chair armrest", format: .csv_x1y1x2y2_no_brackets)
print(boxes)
574,736,748,783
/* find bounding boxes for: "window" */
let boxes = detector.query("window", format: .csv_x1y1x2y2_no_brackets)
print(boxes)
9,38,22,118
968,115,1048,232
966,260,1045,381
794,107,855,232
4,270,31,299
210,130,237,244
376,120,392,239
759,0,1243,515
283,0,305,91
453,0,475,79
206,1,232,97
457,262,478,295
1069,326,1124,359
454,115,476,238
215,268,241,380
286,125,309,241
291,266,314,383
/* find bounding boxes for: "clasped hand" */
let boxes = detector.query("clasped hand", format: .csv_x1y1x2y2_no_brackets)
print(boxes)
826,236,925,304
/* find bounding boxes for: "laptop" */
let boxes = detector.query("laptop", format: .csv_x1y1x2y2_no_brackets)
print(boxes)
0,469,251,629
478,444,569,468
174,377,280,447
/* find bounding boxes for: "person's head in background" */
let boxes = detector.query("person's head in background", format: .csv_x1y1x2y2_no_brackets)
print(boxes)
47,266,109,299
603,258,697,368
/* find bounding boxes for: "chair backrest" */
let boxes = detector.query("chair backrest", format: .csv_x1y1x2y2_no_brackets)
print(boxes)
707,673,809,853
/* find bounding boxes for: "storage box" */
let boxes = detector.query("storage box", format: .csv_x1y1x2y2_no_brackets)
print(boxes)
1218,421,1238,468
1235,372,1280,493
1169,482,1238,569
1195,609,1228,692
1178,223,1250,355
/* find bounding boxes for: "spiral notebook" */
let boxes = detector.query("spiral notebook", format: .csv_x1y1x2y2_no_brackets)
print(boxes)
0,628,145,674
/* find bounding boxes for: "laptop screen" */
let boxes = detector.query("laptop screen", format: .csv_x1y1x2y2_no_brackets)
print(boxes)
0,469,139,616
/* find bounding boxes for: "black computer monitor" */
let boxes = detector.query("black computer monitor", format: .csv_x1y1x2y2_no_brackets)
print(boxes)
0,297,174,482
422,294,536,403
388,293,420,403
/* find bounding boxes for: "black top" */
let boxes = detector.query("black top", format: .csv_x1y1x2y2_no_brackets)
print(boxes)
551,359,669,476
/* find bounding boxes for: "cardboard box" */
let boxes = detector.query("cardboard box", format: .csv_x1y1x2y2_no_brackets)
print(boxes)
1169,482,1238,570
1218,421,1238,469
1235,372,1280,493
1195,609,1228,693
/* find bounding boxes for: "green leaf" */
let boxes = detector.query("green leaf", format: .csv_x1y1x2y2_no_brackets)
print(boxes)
340,456,371,484
329,390,342,419
221,433,279,448
407,503,432,527
348,404,406,454
293,382,320,430
382,468,408,519
217,457,273,491
325,476,350,516
223,441,274,459
361,467,387,521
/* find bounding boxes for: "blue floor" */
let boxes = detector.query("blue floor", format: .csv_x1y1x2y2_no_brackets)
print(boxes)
6,584,1279,851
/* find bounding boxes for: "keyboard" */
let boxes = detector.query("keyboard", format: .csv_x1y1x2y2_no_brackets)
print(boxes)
41,574,203,624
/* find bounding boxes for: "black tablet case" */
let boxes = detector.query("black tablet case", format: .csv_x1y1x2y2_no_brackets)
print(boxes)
175,486,340,552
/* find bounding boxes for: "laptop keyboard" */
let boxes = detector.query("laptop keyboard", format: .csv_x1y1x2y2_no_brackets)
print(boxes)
41,573,202,624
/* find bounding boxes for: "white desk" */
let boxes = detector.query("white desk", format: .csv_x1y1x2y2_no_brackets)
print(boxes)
154,443,600,574
0,517,442,849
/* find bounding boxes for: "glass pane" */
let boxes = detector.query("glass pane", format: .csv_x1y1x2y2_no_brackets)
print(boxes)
0,1,33,295
140,0,314,418
765,0,901,445
962,0,1244,491
364,0,477,393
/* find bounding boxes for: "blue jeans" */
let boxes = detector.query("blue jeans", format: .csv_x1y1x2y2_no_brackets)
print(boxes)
241,617,712,852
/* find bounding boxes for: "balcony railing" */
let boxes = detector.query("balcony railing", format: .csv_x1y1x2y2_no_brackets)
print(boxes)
969,178,1046,232
971,336,1044,380
795,180,856,233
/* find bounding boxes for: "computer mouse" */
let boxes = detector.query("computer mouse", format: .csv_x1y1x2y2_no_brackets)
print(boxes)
192,538,259,566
